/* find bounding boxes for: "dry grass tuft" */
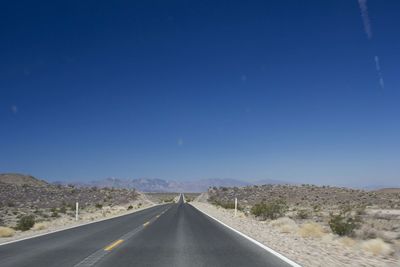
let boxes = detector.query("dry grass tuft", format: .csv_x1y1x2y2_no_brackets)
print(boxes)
0,226,15,237
361,238,392,256
298,222,325,238
339,237,357,247
269,217,298,233
33,222,47,231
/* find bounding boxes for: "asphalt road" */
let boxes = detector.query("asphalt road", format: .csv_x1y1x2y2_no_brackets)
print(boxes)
0,195,295,267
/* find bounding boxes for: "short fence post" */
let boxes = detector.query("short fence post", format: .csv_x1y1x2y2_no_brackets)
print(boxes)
234,197,237,217
75,202,79,221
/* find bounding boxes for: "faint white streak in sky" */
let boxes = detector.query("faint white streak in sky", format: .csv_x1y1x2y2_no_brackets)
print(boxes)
177,138,183,146
374,56,385,89
11,105,18,114
374,56,381,70
358,0,372,39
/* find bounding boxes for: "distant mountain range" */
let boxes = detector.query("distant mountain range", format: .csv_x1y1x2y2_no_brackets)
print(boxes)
3,173,397,193
55,177,288,193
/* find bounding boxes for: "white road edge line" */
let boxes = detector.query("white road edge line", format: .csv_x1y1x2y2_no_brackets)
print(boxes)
0,203,166,247
190,204,302,267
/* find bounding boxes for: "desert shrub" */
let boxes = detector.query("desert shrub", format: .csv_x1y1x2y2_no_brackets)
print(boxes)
59,206,67,214
218,201,235,209
16,215,35,231
0,227,15,237
95,203,103,209
211,199,242,210
51,211,60,218
251,199,288,220
127,205,133,210
361,238,392,256
185,197,194,202
298,222,325,238
67,203,76,211
355,206,367,216
329,210,361,236
296,209,310,219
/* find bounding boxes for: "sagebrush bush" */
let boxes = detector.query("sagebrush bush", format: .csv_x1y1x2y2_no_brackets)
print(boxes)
251,199,288,220
16,215,35,231
329,210,361,236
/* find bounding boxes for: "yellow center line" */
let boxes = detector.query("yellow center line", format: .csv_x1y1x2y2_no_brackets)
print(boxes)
143,221,150,227
104,239,124,251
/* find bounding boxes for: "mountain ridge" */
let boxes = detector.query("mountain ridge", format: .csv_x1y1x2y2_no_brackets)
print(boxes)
0,173,48,186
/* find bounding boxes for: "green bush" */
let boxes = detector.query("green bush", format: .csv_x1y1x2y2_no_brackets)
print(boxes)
329,211,361,236
16,215,35,231
251,199,288,220
95,203,103,209
127,205,133,210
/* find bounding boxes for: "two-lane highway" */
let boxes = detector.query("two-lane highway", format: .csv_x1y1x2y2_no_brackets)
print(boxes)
0,195,297,267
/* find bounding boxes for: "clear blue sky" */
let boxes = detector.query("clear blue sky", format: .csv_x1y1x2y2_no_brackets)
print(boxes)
1,1,399,186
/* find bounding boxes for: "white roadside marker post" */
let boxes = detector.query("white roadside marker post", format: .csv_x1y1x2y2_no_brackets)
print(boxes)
234,197,237,217
75,202,79,221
